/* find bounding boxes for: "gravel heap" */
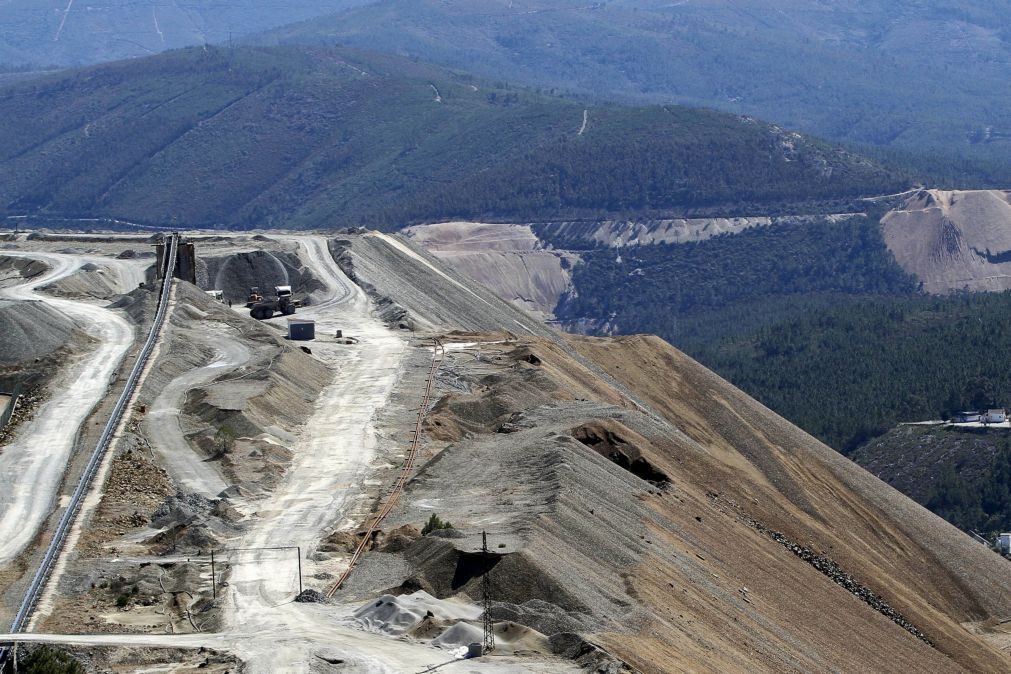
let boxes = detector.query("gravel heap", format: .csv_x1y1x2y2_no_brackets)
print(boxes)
196,250,324,304
0,299,75,364
350,591,480,636
294,589,327,603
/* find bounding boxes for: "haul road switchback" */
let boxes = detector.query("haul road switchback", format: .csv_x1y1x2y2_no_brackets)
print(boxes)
0,234,180,666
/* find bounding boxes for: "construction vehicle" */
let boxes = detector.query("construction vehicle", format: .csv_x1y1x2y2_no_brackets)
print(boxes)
250,285,300,320
245,287,264,308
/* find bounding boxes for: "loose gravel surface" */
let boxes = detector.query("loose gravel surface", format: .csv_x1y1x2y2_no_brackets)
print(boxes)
7,230,1010,673
0,298,76,364
0,250,142,566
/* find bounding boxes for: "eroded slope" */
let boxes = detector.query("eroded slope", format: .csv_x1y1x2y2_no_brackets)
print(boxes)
327,232,1011,672
404,223,577,319
357,333,1011,672
883,189,1011,293
569,334,1011,671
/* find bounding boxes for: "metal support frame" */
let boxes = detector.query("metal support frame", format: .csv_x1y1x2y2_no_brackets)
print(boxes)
482,530,495,654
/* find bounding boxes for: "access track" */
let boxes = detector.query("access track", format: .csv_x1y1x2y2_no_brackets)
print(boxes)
326,337,444,597
0,234,180,664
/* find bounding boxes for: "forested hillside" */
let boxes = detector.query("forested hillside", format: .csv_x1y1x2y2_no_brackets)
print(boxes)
254,0,1011,176
553,215,920,343
853,425,1011,539
0,46,907,229
683,292,1011,453
553,218,1011,454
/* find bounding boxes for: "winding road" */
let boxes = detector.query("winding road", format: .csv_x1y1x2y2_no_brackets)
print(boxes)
144,321,251,497
0,252,146,565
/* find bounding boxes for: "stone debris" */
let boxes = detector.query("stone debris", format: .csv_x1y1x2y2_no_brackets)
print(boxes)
0,386,40,444
748,514,933,645
294,589,327,603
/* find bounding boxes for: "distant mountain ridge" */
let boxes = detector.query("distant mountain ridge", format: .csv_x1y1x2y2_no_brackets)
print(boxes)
251,0,1011,169
0,45,907,229
7,1,1010,178
0,0,373,67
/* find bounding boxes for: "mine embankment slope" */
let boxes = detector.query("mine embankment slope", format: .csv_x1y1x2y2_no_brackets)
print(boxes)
404,222,577,320
331,230,661,419
883,189,1011,293
352,333,1008,672
14,232,1009,671
329,233,1011,671
331,232,555,335
569,334,1011,671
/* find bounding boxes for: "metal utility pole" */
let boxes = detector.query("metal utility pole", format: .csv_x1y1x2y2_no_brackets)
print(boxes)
482,530,495,654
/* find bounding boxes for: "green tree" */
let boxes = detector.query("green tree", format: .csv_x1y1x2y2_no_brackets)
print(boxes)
12,645,85,674
421,513,453,535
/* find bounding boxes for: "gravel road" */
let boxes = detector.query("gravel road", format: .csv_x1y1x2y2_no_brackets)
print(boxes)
0,625,576,672
222,235,414,671
0,251,145,564
144,322,251,497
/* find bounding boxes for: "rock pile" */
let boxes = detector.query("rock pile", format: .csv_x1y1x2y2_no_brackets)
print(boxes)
741,511,935,645
766,528,933,645
0,387,40,444
294,589,326,603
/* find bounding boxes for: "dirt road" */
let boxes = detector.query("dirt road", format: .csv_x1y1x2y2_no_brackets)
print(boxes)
0,252,144,564
222,236,412,671
144,322,251,496
0,626,575,672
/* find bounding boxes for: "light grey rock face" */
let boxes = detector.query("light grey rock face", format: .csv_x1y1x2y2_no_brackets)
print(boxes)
405,222,578,320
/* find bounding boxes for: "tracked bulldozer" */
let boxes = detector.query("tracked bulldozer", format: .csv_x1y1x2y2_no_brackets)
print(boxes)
245,287,264,308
